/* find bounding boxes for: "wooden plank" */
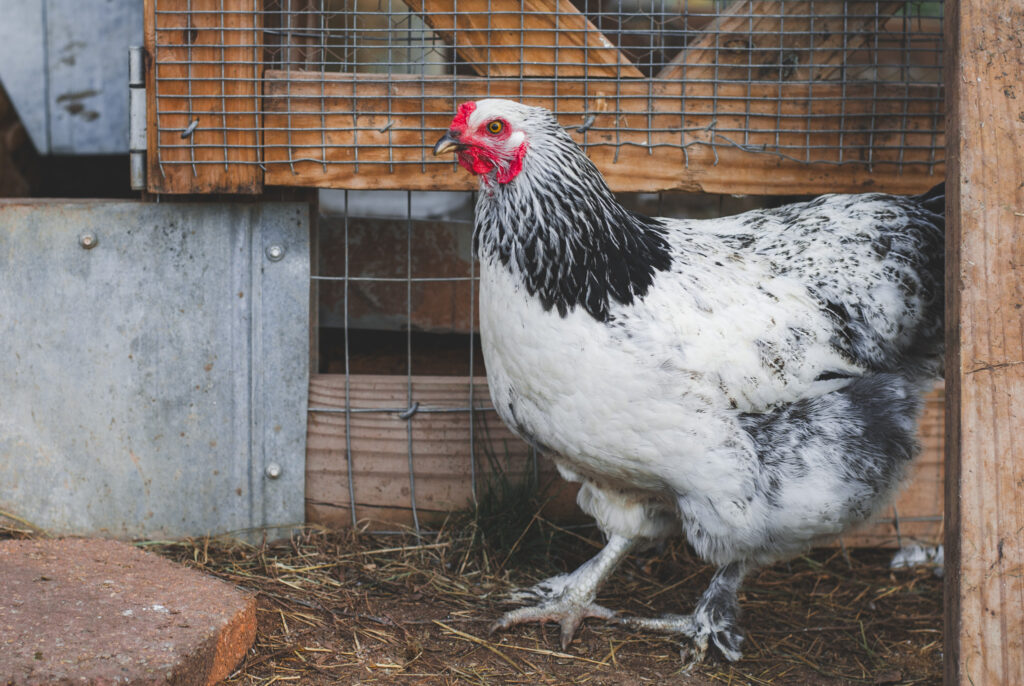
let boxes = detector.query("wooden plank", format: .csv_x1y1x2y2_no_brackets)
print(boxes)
658,1,904,82
146,0,262,194
307,375,944,546
263,71,943,195
306,374,581,531
403,0,643,79
846,16,943,84
944,1,1024,684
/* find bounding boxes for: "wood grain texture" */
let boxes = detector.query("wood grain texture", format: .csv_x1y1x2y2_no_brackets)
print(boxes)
146,0,262,194
305,374,581,530
944,2,1024,684
307,374,944,549
263,71,943,195
658,1,904,82
403,0,642,78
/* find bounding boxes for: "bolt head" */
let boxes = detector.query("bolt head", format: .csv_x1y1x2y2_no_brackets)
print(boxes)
79,233,98,249
265,244,285,261
265,463,283,479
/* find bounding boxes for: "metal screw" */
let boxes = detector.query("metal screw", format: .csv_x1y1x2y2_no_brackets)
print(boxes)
265,463,282,479
265,244,286,262
79,233,98,249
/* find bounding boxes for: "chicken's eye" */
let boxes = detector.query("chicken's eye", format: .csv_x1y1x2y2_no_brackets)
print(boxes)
487,120,505,135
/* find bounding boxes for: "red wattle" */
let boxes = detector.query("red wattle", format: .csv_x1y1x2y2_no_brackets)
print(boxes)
458,148,495,175
495,143,528,184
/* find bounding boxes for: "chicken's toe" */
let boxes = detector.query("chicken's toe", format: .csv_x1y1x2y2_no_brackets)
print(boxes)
620,612,744,665
491,598,615,648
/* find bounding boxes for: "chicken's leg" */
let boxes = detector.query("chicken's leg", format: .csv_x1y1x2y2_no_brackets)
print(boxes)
491,533,635,648
620,561,748,669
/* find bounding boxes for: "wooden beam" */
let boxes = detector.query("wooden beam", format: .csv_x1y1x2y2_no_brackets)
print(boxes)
263,70,943,195
403,0,643,79
146,0,263,194
944,2,1024,684
658,0,904,82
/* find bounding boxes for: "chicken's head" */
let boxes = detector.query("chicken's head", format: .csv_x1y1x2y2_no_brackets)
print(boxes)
433,99,534,184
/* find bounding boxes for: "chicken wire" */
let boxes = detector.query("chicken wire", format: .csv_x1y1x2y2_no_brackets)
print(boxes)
309,189,511,534
150,0,945,177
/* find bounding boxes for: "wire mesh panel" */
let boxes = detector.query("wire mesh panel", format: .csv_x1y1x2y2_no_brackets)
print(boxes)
148,0,945,194
305,189,587,533
149,0,264,193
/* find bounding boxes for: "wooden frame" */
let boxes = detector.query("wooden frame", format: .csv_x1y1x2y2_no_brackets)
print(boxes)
944,1,1024,683
263,71,941,195
145,0,945,195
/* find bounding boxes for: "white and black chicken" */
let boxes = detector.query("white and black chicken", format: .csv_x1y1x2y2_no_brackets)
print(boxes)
433,99,944,666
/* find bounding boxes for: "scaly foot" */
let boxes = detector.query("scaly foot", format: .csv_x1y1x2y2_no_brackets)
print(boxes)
490,533,636,648
620,561,748,670
620,611,743,671
492,592,615,649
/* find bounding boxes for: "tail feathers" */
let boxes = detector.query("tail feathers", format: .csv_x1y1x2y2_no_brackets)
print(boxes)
741,373,923,496
914,182,945,218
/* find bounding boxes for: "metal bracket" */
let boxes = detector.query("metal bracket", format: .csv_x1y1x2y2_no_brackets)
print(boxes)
129,46,146,191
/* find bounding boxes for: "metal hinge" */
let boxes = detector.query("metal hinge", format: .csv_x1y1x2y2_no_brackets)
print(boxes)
129,46,146,191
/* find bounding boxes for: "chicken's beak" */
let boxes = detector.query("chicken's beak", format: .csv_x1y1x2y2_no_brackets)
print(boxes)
433,131,462,156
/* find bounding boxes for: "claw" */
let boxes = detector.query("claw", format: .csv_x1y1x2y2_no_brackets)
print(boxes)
678,636,709,675
490,534,637,648
491,597,615,648
618,561,748,667
620,611,743,666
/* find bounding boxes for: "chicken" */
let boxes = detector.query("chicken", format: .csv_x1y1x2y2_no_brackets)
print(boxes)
432,99,944,666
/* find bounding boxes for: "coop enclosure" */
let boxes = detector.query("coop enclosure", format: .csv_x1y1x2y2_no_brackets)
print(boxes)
142,0,946,542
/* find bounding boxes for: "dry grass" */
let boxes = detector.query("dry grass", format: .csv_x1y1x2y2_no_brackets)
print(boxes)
61,512,946,686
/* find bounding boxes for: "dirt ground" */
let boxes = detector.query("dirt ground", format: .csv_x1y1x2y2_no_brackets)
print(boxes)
80,519,944,686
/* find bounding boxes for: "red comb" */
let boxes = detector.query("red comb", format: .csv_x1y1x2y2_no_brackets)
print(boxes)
451,101,477,131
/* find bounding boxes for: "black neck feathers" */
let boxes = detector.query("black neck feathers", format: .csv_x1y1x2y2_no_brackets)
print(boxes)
473,128,672,322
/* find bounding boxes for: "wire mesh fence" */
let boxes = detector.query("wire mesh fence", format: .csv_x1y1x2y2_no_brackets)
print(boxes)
148,0,945,193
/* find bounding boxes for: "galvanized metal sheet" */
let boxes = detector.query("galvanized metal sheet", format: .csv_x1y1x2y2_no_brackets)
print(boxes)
0,200,309,540
45,0,141,154
0,0,48,153
0,0,142,155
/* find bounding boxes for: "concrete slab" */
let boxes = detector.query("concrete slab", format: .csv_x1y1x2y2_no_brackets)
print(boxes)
0,538,256,685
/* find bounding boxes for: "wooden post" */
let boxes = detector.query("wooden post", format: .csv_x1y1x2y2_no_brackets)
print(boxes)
944,2,1024,684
